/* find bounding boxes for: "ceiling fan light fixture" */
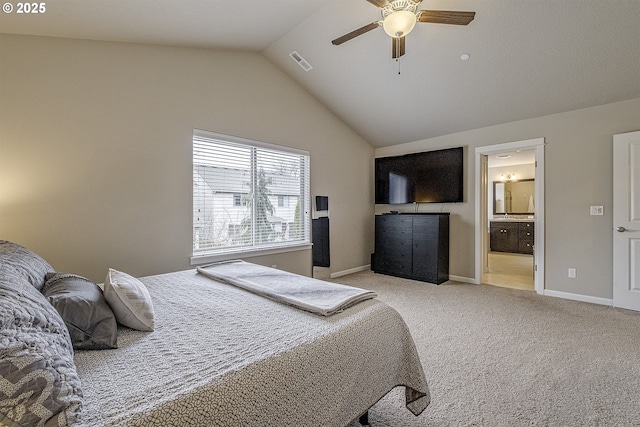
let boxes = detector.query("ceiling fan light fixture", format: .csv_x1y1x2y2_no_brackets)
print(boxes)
383,10,417,37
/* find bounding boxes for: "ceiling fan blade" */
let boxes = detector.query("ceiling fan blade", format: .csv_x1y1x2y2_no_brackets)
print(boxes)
366,0,389,8
331,22,380,45
392,36,406,59
417,10,476,25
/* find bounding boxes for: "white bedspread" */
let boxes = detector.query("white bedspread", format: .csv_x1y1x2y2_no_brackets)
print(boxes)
197,260,377,316
74,269,429,426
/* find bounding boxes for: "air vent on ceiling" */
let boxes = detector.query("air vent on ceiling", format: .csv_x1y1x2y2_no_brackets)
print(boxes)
289,51,313,72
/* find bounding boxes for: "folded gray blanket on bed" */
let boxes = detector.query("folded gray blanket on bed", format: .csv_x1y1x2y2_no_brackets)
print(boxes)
196,260,377,316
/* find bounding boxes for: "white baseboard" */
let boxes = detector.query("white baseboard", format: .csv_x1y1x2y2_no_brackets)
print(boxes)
543,289,613,306
330,264,370,279
331,268,477,283
448,275,477,284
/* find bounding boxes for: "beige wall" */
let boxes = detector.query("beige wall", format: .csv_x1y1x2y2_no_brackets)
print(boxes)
0,34,374,282
2,34,638,300
376,98,640,299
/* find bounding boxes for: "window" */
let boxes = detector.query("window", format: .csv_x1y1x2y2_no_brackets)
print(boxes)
278,195,290,208
192,129,310,259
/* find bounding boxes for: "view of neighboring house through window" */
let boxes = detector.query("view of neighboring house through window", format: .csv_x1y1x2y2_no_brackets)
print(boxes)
278,195,290,208
193,130,310,257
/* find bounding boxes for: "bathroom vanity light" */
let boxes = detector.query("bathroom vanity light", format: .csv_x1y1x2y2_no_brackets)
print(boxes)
500,173,517,181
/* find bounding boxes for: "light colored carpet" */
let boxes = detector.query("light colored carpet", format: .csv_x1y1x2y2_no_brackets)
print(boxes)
339,271,640,426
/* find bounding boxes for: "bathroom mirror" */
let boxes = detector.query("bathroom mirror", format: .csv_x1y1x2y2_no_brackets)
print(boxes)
493,179,535,214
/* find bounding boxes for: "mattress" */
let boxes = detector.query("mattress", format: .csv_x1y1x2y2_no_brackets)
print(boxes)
74,268,429,426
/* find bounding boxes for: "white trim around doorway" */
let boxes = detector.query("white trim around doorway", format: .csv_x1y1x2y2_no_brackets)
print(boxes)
475,138,545,294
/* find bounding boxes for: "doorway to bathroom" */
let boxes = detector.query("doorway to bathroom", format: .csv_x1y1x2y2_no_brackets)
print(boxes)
475,138,545,294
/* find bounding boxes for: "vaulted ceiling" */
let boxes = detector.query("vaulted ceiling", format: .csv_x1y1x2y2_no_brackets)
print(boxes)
1,0,638,147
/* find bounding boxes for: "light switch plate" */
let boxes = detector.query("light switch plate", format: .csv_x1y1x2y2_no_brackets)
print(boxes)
590,206,604,216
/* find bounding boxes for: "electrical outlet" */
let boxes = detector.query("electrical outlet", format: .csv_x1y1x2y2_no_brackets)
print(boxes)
568,268,576,278
271,265,277,269
590,206,604,216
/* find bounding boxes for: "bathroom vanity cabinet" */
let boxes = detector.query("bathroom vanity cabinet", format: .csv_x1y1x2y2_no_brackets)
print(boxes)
490,221,534,255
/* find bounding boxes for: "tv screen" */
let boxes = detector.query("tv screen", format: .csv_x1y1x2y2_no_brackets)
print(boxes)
375,147,463,204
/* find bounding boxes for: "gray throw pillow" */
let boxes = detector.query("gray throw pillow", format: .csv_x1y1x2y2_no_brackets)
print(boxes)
0,240,54,291
43,273,118,350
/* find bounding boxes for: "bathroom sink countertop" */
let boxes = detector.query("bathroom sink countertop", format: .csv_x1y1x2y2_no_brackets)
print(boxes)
490,217,536,222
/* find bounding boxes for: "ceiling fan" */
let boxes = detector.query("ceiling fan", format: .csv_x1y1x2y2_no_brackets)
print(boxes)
331,0,476,58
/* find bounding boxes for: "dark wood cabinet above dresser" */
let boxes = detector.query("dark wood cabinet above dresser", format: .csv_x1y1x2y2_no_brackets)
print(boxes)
372,213,449,284
490,221,534,255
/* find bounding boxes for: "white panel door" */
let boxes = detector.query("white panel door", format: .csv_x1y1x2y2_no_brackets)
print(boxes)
613,131,640,311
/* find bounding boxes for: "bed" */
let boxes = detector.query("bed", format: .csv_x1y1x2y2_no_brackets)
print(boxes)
0,241,430,426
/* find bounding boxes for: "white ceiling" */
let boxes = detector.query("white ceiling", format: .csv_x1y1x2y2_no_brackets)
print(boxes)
487,149,535,168
2,0,638,148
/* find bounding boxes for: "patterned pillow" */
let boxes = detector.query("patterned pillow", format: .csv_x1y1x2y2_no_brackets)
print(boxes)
43,273,118,350
0,266,83,425
0,240,54,291
104,268,155,331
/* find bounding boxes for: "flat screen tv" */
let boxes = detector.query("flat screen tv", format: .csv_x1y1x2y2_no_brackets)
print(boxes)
375,147,463,204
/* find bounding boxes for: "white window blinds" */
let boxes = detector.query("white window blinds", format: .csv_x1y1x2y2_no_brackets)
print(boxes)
193,130,310,257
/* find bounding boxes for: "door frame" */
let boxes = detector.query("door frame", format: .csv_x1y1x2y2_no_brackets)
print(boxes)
475,138,545,293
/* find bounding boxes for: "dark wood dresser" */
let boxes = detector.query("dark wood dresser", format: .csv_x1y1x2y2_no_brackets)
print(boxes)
372,213,449,284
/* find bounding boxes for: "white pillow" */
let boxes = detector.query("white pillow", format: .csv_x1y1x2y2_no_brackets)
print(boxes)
103,268,155,331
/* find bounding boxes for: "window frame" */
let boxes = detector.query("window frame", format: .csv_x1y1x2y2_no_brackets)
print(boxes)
191,129,311,265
